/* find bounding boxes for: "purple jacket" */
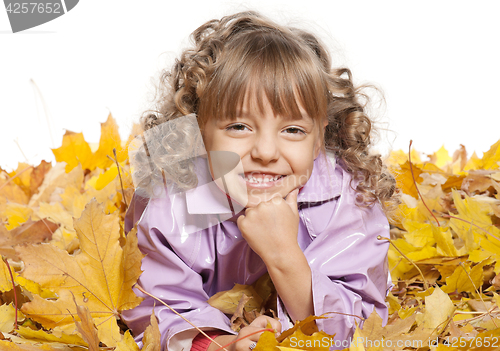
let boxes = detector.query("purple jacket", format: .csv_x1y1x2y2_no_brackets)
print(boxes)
122,153,391,350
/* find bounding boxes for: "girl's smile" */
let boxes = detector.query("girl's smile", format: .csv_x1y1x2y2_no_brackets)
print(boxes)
202,93,325,207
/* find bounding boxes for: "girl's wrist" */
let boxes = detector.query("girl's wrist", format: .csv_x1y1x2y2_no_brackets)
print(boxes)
262,244,304,271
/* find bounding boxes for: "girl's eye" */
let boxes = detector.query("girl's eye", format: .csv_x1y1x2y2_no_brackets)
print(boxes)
283,127,306,135
226,123,249,132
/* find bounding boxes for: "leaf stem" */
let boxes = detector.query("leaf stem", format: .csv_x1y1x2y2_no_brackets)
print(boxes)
378,235,429,290
440,213,500,243
2,256,18,330
113,148,128,209
135,284,229,351
458,262,498,328
408,140,440,227
0,165,33,192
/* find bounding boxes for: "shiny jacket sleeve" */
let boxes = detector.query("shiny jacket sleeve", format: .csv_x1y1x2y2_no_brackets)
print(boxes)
121,194,236,351
291,167,391,344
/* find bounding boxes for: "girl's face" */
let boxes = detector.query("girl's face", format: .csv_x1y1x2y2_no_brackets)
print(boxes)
202,93,325,208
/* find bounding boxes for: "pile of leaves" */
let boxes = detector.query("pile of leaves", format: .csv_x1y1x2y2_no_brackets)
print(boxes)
1,115,500,351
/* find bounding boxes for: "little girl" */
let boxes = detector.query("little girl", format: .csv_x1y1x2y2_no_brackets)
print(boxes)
123,11,398,351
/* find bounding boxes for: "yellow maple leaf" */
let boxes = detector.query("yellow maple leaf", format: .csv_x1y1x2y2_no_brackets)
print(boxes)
52,131,94,173
115,330,140,351
385,149,421,168
432,226,458,257
16,326,86,346
0,258,13,292
481,139,500,170
416,286,454,332
51,115,126,173
17,199,144,347
430,145,453,169
402,220,436,248
441,261,488,294
92,114,126,170
3,203,33,230
392,161,423,199
0,339,74,350
0,303,23,334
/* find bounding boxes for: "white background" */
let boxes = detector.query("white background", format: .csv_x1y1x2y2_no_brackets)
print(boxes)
1,1,499,171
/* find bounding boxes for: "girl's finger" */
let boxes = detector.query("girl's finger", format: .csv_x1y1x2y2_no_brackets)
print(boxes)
250,315,281,333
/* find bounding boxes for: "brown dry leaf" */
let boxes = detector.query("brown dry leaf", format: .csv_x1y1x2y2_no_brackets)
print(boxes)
452,144,467,171
462,173,500,196
141,311,161,351
208,284,263,315
8,161,52,200
29,163,83,207
0,172,29,205
0,219,58,260
230,294,252,331
73,296,100,351
17,200,144,347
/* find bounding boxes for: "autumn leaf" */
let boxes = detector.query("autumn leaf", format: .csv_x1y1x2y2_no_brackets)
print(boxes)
52,131,94,173
208,284,264,315
15,326,86,346
0,303,23,334
51,115,126,173
0,171,29,205
7,161,52,200
141,312,161,351
0,219,58,260
72,295,100,351
17,199,144,347
416,286,455,332
115,330,140,351
92,114,127,170
392,161,423,199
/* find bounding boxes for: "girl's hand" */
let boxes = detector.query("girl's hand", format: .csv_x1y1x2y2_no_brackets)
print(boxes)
208,315,281,351
237,189,300,263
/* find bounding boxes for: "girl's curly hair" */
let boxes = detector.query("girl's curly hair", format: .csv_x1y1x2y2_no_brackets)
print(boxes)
138,11,399,211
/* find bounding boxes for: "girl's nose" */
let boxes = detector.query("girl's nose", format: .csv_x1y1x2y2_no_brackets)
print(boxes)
250,133,280,164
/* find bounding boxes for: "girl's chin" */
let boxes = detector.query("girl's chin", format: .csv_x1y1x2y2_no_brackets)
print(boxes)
243,191,288,208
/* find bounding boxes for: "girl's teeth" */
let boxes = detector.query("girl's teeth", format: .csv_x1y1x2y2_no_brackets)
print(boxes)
244,175,281,183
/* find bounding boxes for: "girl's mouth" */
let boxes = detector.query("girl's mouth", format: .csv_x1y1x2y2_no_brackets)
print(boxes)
239,173,285,188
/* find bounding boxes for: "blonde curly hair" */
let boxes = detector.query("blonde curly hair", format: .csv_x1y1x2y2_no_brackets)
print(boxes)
137,11,399,211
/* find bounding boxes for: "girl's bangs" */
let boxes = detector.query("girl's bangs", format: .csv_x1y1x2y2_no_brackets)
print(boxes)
200,32,328,123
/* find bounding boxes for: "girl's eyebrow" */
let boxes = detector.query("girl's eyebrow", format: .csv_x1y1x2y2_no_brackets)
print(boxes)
236,110,315,124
